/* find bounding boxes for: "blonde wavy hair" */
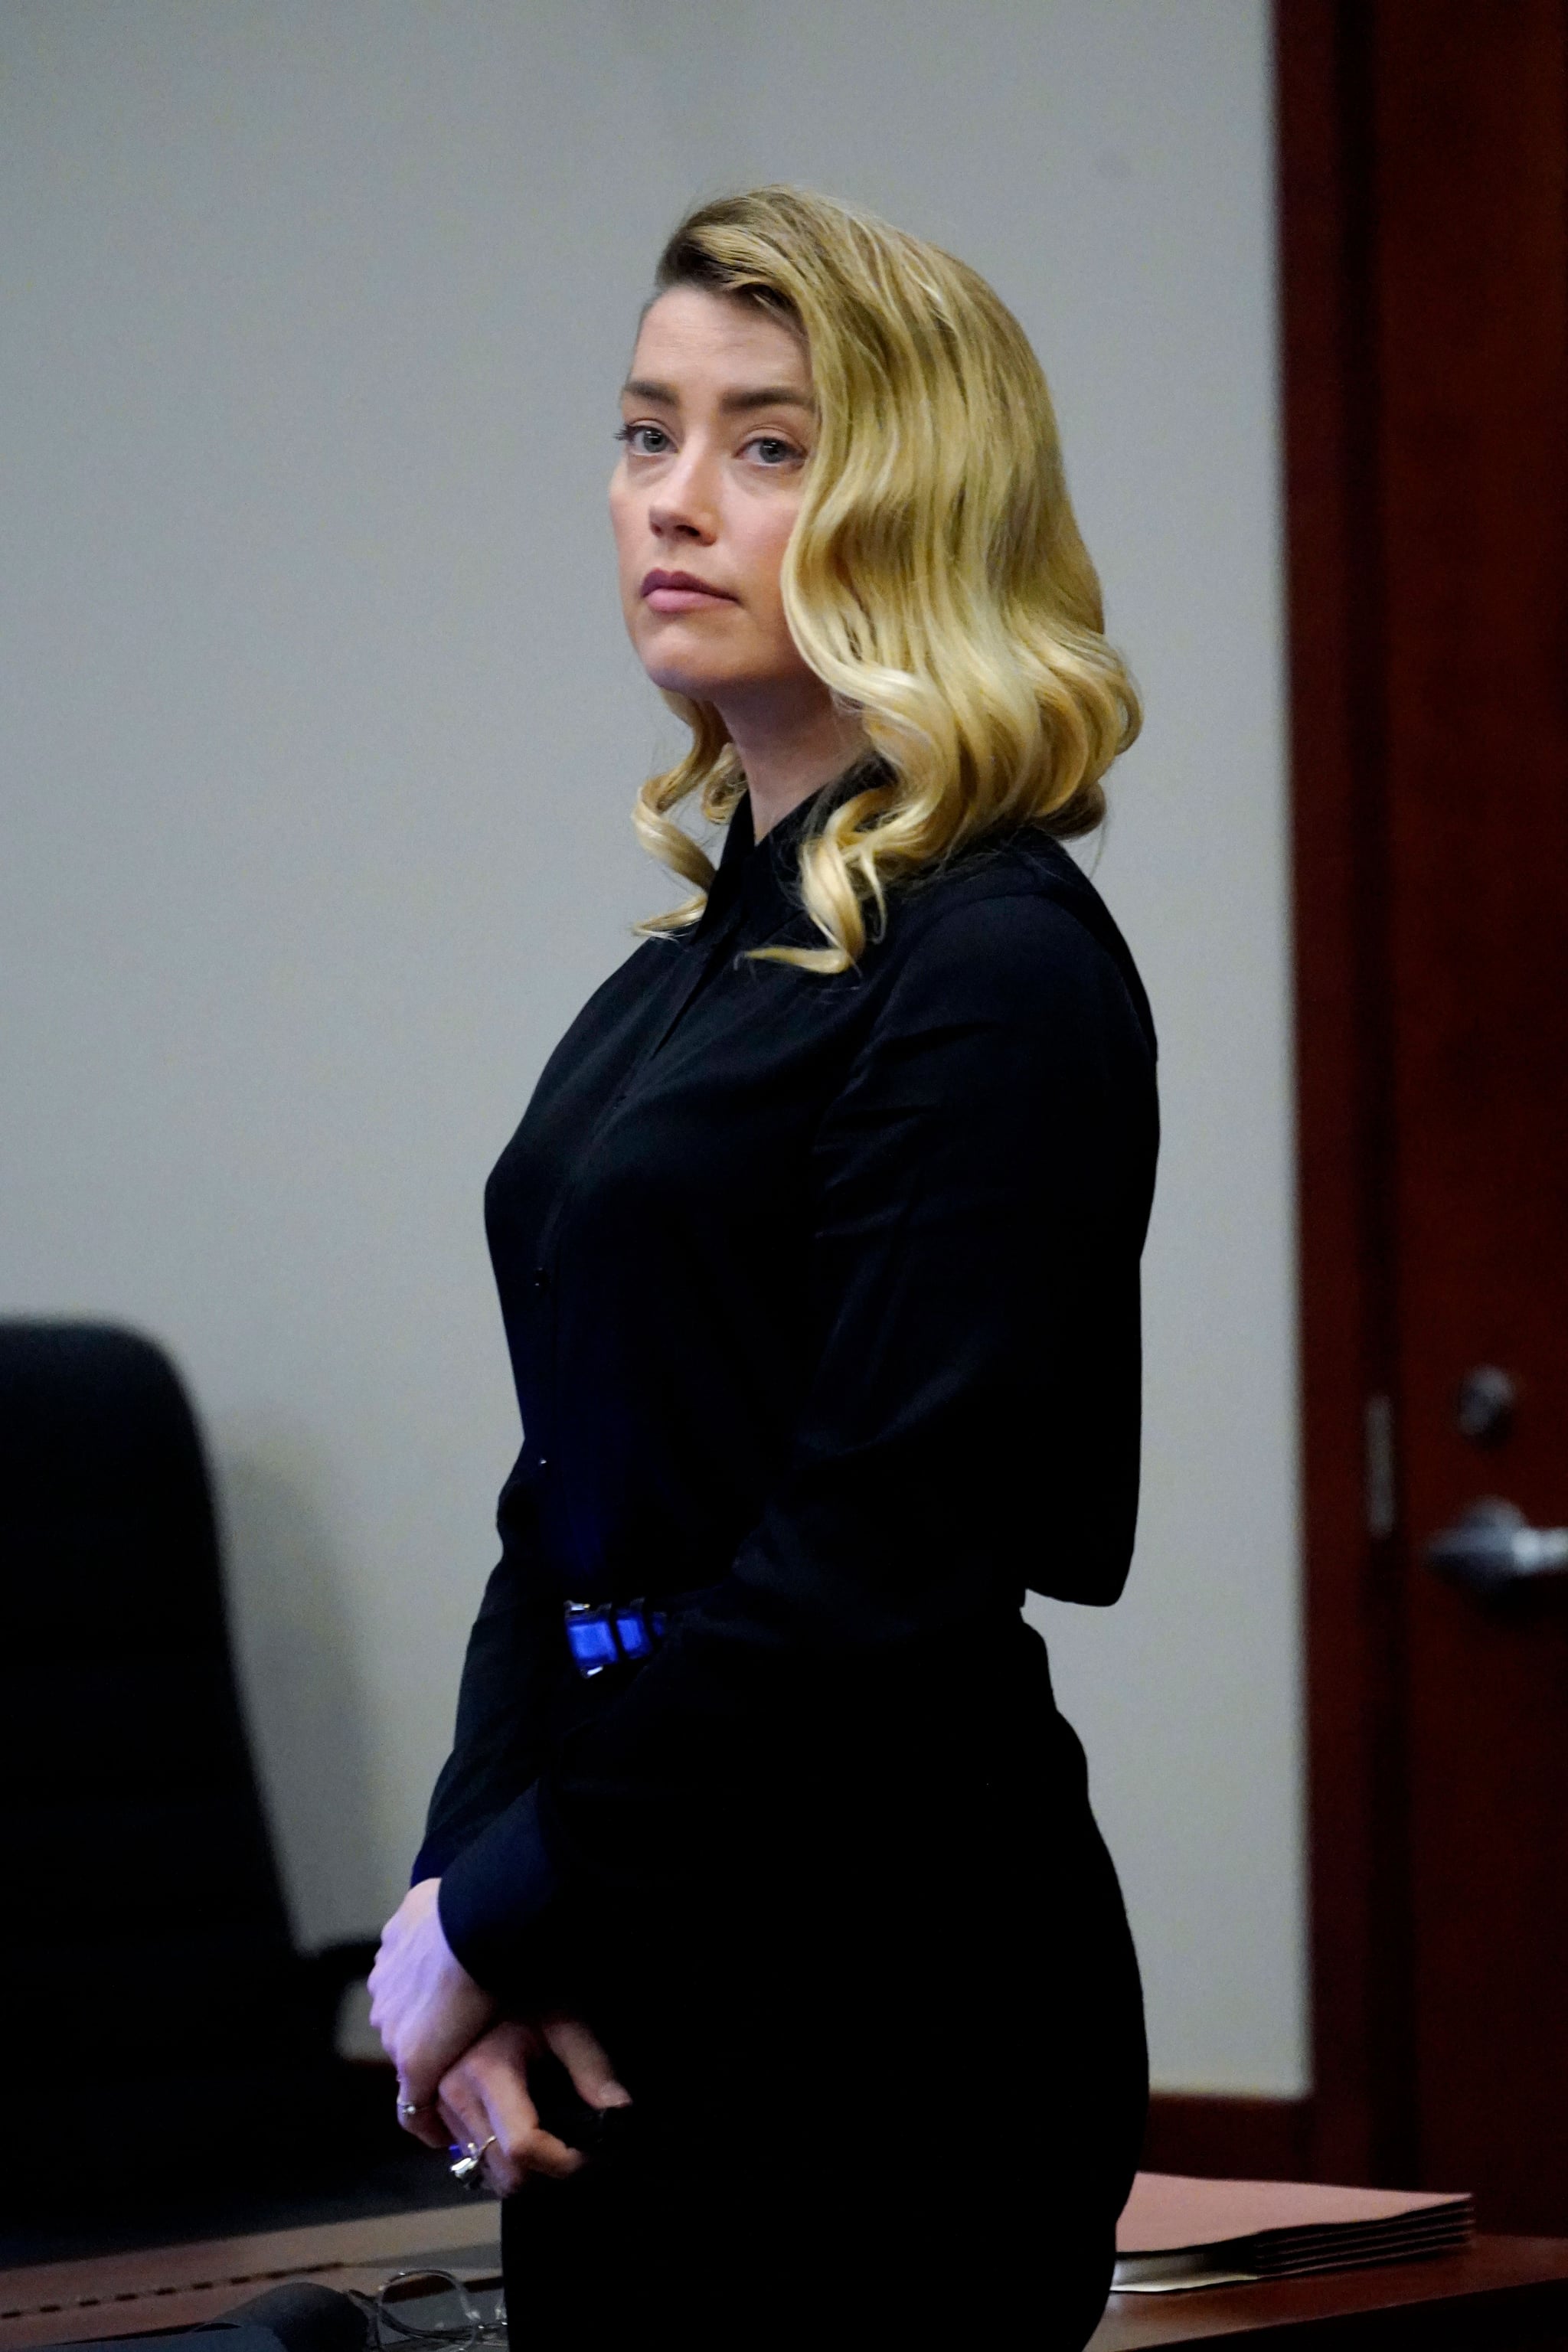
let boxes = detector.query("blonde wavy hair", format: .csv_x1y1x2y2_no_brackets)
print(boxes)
631,186,1140,973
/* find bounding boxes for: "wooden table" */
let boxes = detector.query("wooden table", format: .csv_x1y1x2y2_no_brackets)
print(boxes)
1089,2237,1568,2347
4,2213,1567,2348
0,2208,501,2350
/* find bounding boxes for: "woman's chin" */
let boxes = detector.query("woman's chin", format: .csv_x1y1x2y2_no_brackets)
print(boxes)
641,658,737,703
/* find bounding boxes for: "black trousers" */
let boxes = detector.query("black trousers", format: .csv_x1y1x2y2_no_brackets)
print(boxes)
499,1621,1146,2347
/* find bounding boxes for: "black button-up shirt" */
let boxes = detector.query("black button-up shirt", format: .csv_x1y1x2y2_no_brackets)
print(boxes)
418,775,1158,1998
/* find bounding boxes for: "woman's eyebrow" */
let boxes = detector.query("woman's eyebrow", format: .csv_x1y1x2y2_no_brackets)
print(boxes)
620,377,813,415
717,385,814,415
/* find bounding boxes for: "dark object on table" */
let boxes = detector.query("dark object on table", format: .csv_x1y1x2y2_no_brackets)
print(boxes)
39,2280,370,2352
0,1321,416,2252
43,2331,322,2352
227,2282,372,2352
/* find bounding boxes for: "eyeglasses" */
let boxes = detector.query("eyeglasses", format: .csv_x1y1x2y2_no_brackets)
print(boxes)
352,2268,508,2352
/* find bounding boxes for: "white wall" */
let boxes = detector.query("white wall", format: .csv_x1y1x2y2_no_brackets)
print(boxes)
1,0,1303,2094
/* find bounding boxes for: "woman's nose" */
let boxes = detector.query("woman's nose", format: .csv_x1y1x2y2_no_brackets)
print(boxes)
648,447,718,542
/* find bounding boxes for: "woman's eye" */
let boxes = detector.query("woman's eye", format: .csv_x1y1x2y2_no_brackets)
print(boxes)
746,435,801,467
616,423,671,456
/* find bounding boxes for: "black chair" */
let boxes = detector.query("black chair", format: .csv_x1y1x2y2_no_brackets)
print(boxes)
0,1321,429,2245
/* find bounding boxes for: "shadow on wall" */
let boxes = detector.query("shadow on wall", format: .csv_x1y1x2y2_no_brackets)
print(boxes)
218,1443,384,1951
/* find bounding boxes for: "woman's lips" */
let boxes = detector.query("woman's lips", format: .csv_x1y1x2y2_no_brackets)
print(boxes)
642,570,737,613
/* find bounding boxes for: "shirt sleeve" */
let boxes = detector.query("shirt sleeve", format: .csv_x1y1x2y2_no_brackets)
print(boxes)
436,888,1158,1998
410,1459,565,1883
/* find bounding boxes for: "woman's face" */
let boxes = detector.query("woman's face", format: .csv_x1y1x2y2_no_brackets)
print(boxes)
609,286,818,719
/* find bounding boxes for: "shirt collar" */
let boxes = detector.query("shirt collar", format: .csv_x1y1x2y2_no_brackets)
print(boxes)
699,755,888,942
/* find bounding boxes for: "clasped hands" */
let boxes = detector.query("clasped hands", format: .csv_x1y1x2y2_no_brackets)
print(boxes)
368,1877,630,2197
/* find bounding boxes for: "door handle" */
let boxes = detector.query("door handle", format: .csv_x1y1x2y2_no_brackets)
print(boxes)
1426,1498,1568,1595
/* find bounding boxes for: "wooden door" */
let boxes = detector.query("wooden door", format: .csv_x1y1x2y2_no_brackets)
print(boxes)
1280,0,1568,2226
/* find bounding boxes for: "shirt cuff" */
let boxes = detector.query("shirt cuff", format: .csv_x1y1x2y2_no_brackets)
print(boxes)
410,1830,463,1886
436,1780,566,2002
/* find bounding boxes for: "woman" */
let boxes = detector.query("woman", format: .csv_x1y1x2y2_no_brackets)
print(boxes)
370,185,1156,2347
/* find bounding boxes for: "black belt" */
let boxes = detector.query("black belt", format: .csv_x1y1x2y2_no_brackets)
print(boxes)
566,1588,1031,1680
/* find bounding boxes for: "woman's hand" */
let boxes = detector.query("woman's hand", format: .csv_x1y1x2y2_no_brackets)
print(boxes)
436,2016,632,2195
368,1877,496,2138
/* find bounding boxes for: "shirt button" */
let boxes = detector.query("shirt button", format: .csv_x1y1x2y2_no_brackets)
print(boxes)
532,1266,548,1293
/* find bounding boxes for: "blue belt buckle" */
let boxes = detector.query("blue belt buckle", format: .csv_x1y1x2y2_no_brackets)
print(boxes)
565,1597,668,1677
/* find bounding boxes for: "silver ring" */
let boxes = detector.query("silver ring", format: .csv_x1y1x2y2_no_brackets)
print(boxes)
397,2098,430,2116
449,2134,497,2185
